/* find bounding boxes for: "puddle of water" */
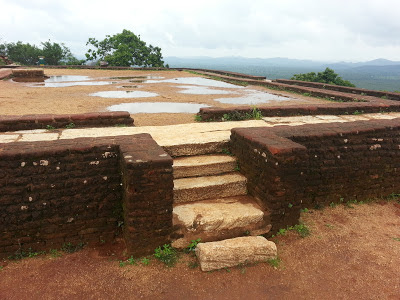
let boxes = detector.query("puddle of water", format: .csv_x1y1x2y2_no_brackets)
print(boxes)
146,77,243,88
90,91,158,98
215,90,292,105
45,75,90,82
176,85,237,95
111,75,165,80
107,102,210,113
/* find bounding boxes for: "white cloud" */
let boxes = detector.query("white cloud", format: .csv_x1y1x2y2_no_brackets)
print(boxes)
1,0,400,61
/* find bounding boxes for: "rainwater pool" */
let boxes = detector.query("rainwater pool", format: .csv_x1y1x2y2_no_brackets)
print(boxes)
107,102,210,113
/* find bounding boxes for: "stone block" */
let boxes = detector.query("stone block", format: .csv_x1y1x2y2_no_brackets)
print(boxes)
195,236,277,271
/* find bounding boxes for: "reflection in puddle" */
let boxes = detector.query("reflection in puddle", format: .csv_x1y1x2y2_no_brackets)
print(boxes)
90,91,158,98
45,75,91,82
215,90,292,105
107,102,210,113
146,77,243,88
35,81,115,87
176,85,236,95
111,76,165,80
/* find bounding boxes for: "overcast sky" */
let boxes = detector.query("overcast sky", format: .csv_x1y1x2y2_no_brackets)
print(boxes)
1,0,400,62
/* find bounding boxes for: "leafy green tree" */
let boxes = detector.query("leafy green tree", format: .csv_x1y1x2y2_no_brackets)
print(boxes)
85,29,165,67
41,40,71,65
291,67,355,87
5,41,42,65
1,40,80,65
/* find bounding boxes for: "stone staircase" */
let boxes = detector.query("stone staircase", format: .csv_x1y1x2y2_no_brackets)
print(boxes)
166,142,277,271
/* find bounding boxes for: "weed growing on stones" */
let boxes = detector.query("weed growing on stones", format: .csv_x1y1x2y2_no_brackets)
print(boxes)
267,257,281,269
185,238,201,254
154,244,178,267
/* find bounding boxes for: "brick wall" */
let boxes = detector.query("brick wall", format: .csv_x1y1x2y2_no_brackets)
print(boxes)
0,134,173,258
0,112,134,132
231,119,400,233
275,79,400,101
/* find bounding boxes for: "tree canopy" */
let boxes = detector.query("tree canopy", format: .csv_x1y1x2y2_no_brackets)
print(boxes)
0,40,83,65
85,29,165,67
291,68,355,87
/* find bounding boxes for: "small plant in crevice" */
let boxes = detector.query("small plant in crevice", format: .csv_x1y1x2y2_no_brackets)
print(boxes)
61,242,85,253
267,257,281,269
46,125,56,130
293,224,310,238
154,244,178,267
8,248,45,260
65,122,75,129
221,107,263,121
194,114,202,122
234,163,240,171
352,110,364,115
221,148,234,156
275,223,310,238
49,249,62,258
393,238,400,242
119,256,136,267
188,261,199,269
141,257,150,266
386,193,400,202
185,238,201,254
114,123,127,127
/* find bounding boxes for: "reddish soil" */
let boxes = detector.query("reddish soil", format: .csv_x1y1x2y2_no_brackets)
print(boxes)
1,201,399,300
0,68,326,126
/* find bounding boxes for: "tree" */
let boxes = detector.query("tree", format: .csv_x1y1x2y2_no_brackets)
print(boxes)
85,29,165,67
291,68,355,87
5,41,42,65
41,40,71,65
0,40,80,65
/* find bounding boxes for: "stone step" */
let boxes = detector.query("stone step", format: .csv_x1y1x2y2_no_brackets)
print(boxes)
195,236,277,272
173,172,247,204
172,196,271,248
163,141,229,157
173,154,237,179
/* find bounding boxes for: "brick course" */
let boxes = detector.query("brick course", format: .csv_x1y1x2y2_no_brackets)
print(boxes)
0,111,134,132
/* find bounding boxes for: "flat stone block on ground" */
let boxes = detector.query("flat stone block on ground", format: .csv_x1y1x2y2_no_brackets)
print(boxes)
195,236,277,272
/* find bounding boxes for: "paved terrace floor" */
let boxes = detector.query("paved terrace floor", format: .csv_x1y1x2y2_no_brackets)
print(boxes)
1,113,400,146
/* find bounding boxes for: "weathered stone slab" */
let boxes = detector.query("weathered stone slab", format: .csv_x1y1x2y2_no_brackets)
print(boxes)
173,173,247,203
195,236,277,271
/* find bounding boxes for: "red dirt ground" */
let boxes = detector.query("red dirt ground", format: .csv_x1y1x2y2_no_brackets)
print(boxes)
1,201,399,300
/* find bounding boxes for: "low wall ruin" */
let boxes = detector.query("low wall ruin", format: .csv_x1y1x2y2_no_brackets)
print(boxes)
0,112,134,132
231,118,400,232
0,134,173,258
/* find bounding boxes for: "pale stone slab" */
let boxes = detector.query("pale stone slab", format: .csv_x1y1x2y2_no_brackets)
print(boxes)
173,173,247,203
340,115,370,121
173,199,264,232
14,129,47,134
196,236,277,271
19,133,59,142
364,113,400,120
0,134,19,143
173,155,236,178
315,115,343,120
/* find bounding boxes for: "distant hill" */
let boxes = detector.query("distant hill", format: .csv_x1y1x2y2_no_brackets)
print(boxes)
165,56,400,91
